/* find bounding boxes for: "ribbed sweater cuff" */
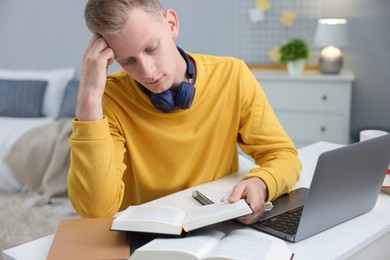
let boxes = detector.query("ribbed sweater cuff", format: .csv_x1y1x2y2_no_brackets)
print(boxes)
71,117,111,140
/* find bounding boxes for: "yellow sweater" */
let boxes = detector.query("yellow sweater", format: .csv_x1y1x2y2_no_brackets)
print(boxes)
68,53,301,217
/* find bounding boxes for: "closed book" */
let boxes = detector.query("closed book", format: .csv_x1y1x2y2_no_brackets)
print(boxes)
47,218,130,260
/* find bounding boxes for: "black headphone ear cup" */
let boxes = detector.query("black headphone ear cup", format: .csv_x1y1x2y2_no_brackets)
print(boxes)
175,82,195,109
149,90,175,113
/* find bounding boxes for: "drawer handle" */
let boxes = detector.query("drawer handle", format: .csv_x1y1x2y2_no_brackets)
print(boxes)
322,95,328,101
320,126,326,132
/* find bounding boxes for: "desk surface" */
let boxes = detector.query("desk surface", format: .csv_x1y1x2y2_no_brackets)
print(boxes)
3,141,390,260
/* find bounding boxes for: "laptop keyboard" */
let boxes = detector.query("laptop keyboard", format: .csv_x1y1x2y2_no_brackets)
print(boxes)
259,206,303,235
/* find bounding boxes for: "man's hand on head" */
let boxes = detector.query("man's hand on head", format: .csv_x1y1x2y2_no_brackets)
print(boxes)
77,34,115,121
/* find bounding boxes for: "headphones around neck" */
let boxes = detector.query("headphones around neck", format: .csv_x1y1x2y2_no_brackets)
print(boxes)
137,47,195,113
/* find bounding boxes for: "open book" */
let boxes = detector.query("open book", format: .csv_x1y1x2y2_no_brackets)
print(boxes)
130,228,293,260
111,199,252,235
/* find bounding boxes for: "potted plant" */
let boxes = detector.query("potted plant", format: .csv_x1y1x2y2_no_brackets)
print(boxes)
280,38,309,76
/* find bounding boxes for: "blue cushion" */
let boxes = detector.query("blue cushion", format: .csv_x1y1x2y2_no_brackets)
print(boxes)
57,80,79,118
0,79,47,117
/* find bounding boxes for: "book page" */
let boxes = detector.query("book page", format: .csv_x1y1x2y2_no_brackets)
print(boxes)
131,230,225,260
204,229,292,260
183,200,252,231
112,205,186,234
121,206,183,224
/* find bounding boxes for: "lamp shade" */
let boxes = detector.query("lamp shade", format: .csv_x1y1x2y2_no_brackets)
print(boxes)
314,19,348,48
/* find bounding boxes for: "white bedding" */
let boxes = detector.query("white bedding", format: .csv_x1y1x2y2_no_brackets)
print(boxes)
0,117,54,191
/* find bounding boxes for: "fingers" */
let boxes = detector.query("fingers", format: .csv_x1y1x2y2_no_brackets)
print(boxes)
100,46,116,68
228,182,246,203
77,35,115,121
237,201,266,225
81,35,115,84
85,33,101,50
83,35,115,68
107,56,115,66
229,177,269,225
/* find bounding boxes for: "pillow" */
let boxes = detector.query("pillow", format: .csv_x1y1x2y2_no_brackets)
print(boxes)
0,79,47,117
0,68,75,117
57,80,79,118
4,119,72,198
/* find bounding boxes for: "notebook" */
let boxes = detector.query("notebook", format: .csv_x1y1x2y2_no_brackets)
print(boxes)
47,218,130,260
252,134,390,242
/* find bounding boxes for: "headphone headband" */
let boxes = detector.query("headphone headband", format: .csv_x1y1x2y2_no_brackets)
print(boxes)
177,46,194,79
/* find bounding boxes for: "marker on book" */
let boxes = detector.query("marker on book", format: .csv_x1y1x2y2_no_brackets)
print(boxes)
192,190,214,206
221,190,274,211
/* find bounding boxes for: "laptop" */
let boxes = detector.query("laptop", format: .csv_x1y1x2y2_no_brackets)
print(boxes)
251,134,390,242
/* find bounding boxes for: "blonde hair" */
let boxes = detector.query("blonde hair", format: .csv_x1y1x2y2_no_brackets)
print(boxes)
84,0,164,36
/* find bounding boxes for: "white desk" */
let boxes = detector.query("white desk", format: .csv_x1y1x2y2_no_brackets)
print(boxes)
3,142,390,260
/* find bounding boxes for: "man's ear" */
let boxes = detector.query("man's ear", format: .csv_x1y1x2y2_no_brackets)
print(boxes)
164,9,179,38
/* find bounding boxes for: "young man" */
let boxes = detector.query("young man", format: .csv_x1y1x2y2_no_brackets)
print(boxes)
68,0,301,225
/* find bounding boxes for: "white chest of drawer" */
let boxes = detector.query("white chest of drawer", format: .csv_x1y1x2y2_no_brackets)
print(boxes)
252,70,355,148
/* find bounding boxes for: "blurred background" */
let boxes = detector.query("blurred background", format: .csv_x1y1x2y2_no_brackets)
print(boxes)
0,0,389,140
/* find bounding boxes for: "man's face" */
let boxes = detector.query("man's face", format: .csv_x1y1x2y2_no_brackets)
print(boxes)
105,8,179,94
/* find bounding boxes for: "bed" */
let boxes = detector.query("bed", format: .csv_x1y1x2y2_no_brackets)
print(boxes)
0,68,79,252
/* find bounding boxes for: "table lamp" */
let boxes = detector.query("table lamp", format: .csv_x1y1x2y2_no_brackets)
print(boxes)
314,18,348,74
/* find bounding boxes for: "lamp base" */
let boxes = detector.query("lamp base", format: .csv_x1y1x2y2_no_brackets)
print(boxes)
319,56,343,74
318,46,344,74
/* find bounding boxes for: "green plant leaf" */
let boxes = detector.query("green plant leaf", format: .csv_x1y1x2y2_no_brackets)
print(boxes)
279,38,309,64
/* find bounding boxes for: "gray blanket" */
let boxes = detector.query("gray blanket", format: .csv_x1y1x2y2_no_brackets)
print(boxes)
5,119,72,200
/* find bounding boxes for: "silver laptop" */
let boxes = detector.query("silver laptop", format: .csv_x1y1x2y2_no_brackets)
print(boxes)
251,134,390,242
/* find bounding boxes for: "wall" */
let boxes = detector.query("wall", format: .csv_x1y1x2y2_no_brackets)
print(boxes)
0,0,389,138
321,0,390,136
0,0,89,72
164,0,321,64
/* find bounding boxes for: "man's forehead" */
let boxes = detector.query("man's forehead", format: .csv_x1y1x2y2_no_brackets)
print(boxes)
113,36,160,61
